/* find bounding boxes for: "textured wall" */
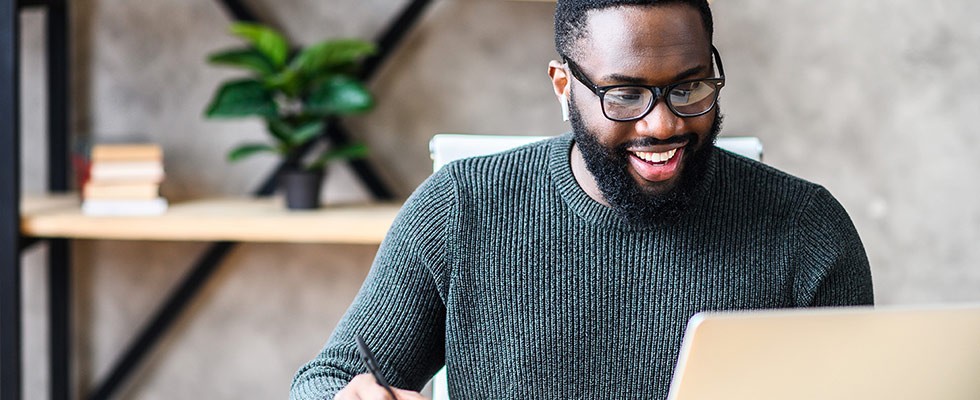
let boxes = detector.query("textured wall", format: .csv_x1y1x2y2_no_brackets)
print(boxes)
711,0,980,304
17,0,980,398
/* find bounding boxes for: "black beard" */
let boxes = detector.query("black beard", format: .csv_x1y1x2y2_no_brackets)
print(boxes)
569,96,723,225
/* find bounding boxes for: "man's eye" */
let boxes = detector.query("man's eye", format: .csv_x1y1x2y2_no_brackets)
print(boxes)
674,82,700,91
670,81,714,105
606,88,646,104
670,89,693,103
612,94,642,101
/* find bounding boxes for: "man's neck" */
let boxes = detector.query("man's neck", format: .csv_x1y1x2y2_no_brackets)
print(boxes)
570,142,609,206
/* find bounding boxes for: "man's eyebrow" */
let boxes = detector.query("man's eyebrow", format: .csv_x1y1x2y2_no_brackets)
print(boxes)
601,64,708,85
671,64,709,82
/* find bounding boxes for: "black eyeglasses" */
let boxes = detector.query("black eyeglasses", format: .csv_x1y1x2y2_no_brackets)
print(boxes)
564,46,726,122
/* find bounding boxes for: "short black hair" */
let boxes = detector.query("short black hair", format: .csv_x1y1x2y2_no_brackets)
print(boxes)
555,0,714,60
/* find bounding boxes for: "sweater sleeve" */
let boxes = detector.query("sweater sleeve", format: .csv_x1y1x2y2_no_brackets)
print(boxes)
290,168,456,400
792,186,875,307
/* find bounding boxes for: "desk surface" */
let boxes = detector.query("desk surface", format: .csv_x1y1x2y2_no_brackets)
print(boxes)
21,194,400,244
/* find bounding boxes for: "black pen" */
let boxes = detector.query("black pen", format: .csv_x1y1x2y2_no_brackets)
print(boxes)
355,334,399,399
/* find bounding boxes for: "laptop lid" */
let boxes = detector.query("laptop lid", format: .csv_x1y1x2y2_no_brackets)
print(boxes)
667,304,980,400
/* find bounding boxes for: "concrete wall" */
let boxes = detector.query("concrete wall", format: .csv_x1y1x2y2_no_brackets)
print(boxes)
17,0,980,398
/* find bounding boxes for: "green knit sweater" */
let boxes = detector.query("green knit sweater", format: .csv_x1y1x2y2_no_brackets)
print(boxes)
290,133,874,399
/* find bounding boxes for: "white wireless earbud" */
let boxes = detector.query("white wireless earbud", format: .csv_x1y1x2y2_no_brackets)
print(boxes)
560,95,570,122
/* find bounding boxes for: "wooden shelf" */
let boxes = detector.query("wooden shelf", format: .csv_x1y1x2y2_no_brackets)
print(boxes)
21,194,400,244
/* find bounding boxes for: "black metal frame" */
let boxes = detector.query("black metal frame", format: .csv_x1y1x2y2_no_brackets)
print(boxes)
1,0,433,399
4,1,71,399
2,1,23,399
44,0,72,397
0,0,71,400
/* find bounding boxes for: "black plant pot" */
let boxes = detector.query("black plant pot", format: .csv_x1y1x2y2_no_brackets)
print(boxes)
281,169,324,210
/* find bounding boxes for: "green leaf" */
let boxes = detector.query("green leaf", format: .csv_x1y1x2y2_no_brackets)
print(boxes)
228,143,278,162
207,48,277,76
230,22,290,68
308,143,368,170
263,68,303,97
266,118,295,145
306,76,374,116
205,79,278,118
291,39,376,76
290,121,325,145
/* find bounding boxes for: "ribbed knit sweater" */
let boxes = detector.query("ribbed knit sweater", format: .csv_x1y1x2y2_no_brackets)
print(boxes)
290,133,874,400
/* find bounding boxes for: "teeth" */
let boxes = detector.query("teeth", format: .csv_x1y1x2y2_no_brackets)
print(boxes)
634,149,677,163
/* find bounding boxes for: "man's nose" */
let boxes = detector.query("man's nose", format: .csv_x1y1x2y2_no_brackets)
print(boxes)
634,100,681,140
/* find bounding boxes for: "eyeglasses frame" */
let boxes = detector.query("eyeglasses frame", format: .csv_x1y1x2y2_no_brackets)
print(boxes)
563,45,726,122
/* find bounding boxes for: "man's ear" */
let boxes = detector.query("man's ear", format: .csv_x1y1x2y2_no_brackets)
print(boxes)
548,60,571,98
548,60,571,121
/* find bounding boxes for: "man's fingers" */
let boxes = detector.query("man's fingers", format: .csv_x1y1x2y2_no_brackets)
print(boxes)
393,388,429,400
334,373,429,400
356,374,397,400
335,374,385,400
333,385,354,400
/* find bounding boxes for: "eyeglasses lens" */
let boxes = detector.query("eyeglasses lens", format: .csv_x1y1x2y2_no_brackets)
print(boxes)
668,81,718,115
602,81,719,120
602,87,654,120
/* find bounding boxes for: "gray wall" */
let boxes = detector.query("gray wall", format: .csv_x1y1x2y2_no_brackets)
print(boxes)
17,0,980,398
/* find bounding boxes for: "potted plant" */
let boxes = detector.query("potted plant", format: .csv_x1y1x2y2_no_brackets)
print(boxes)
204,22,374,209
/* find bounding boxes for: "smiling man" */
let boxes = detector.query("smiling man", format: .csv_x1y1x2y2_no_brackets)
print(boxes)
555,1,725,224
291,1,874,399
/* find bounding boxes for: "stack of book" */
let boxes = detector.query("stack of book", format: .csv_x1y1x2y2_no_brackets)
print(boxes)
81,144,168,216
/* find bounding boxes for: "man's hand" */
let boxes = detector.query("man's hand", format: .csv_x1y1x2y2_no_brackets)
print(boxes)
334,373,429,400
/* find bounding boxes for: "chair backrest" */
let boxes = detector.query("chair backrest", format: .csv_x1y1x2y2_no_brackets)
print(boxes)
426,132,763,400
430,133,763,173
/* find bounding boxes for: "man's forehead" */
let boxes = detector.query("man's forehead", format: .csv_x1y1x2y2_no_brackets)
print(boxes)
582,5,708,53
577,4,711,80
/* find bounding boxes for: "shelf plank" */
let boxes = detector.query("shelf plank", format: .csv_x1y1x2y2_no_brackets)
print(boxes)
21,194,400,244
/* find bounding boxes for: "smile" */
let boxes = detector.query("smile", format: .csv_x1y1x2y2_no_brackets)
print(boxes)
632,149,678,165
627,146,684,183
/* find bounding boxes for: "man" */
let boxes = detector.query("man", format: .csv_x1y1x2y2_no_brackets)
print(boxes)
291,0,874,399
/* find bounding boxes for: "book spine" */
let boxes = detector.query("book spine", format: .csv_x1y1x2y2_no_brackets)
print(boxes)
88,162,165,183
91,145,163,162
81,198,169,216
82,183,160,200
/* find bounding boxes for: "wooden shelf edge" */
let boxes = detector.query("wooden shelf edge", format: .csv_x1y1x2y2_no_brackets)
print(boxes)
21,194,401,244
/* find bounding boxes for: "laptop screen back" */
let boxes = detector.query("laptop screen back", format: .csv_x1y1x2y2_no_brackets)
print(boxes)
667,305,980,400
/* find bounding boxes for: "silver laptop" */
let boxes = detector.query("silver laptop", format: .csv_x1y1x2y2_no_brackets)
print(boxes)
667,304,980,400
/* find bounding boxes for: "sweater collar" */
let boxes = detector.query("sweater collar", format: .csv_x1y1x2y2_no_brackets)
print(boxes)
548,132,719,231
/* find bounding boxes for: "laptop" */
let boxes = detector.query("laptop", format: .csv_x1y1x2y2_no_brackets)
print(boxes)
667,304,980,400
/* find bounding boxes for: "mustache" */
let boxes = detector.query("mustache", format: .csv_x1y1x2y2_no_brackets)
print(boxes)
615,133,700,152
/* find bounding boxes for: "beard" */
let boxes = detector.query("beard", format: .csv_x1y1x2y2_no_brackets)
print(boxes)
569,95,723,225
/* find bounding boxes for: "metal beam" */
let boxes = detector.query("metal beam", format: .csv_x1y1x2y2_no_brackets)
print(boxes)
359,0,432,82
325,119,395,200
18,236,41,253
45,0,72,397
48,239,70,400
46,0,68,192
1,0,23,399
16,0,47,9
344,0,434,200
88,242,236,400
213,0,258,23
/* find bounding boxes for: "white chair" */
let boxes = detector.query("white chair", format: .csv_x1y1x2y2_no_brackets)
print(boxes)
426,133,763,400
431,134,762,172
